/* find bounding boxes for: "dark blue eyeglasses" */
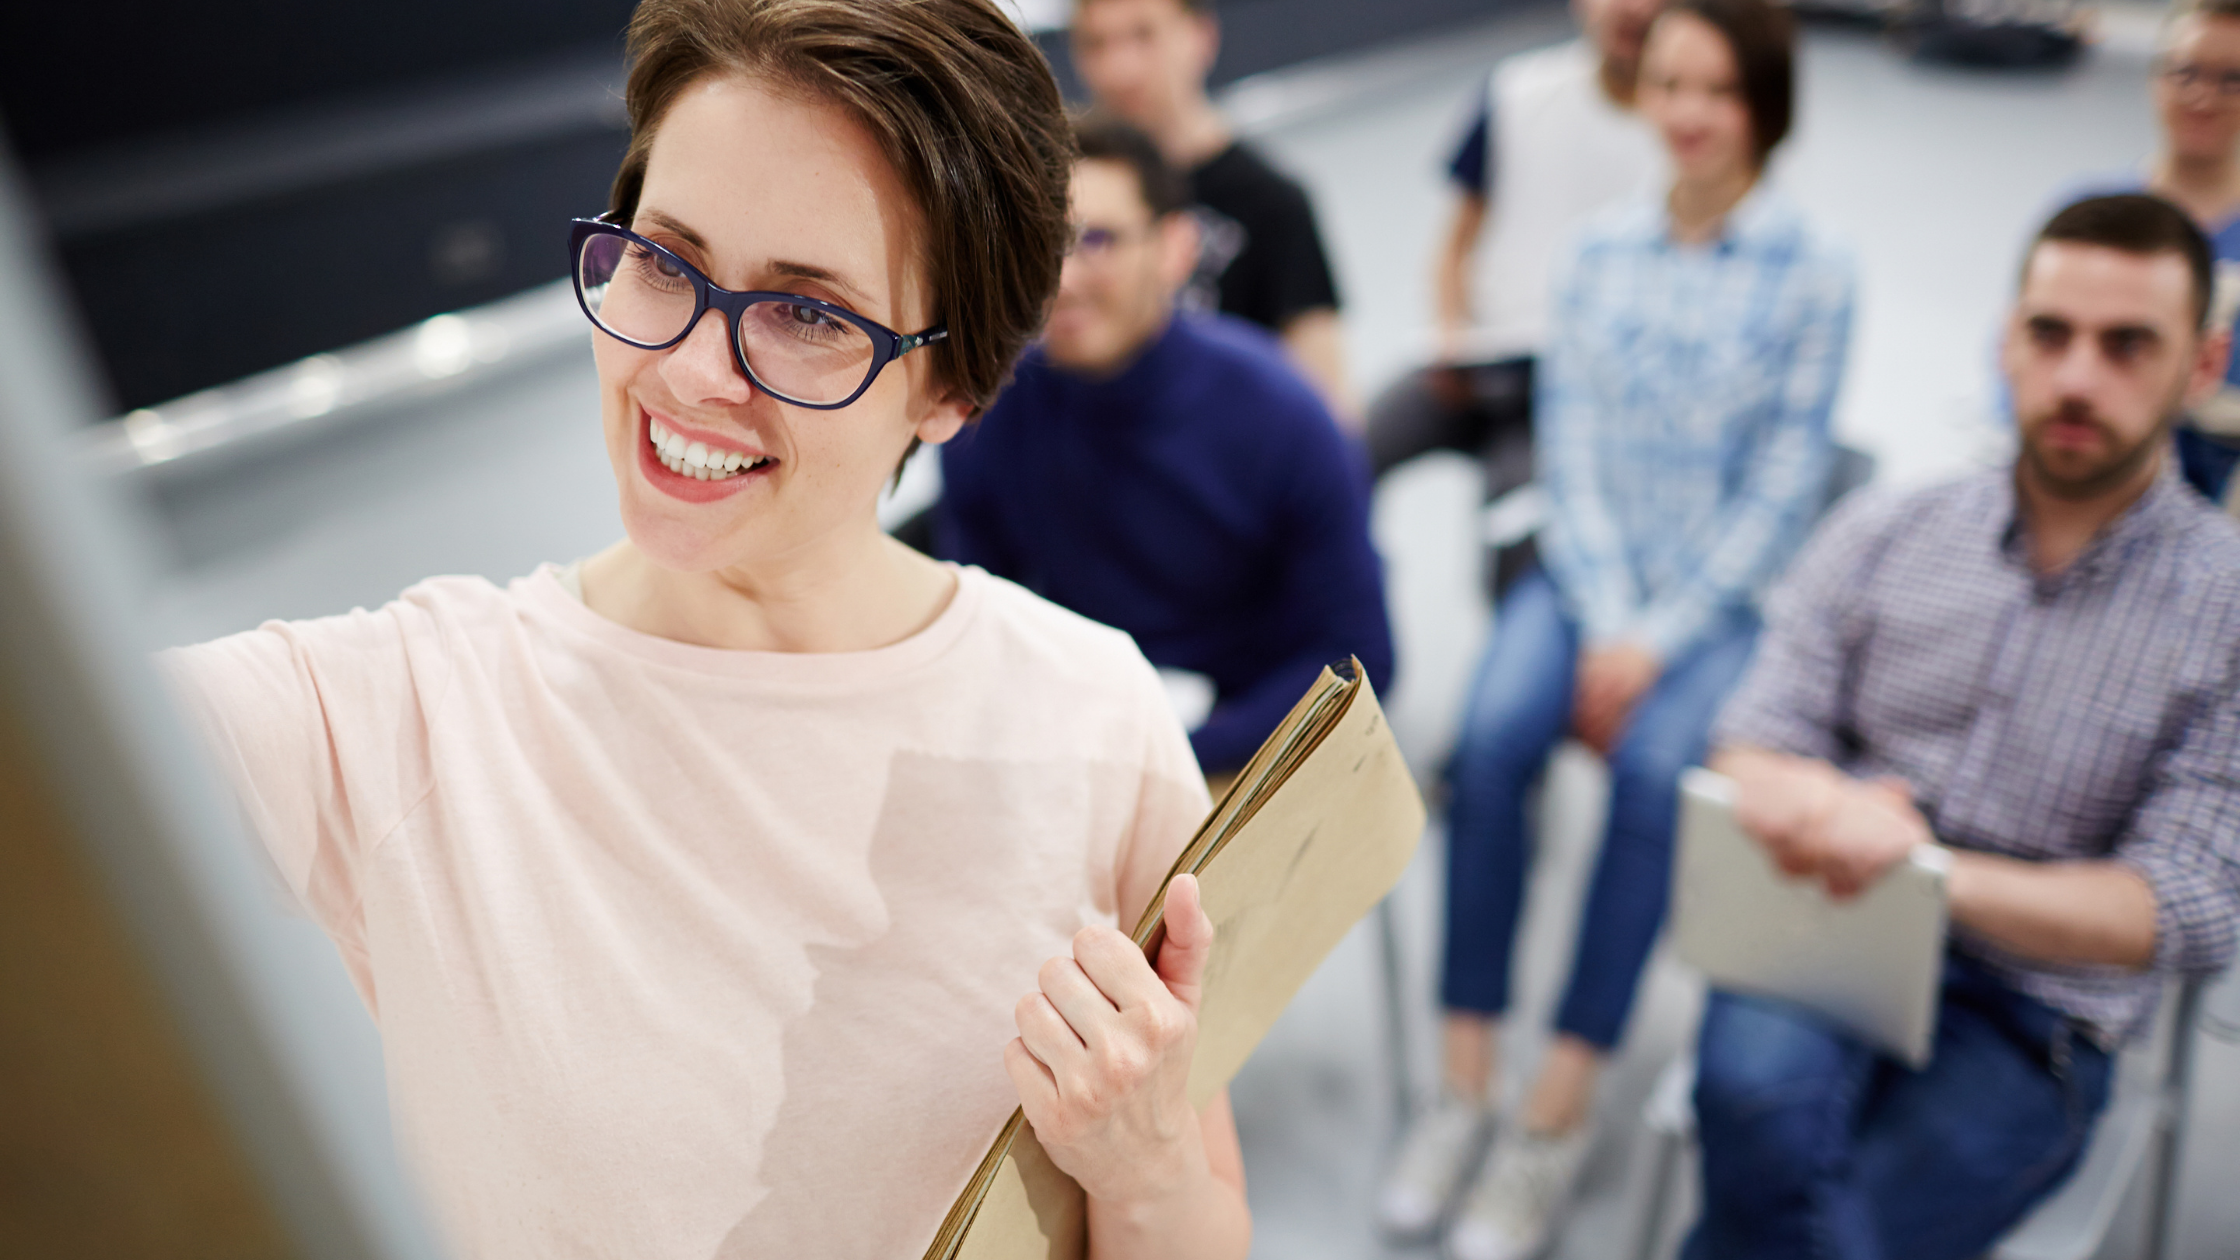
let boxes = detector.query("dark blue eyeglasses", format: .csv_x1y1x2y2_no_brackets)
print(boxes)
569,218,947,409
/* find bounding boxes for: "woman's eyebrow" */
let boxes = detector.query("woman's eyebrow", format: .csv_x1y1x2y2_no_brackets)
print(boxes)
767,259,875,311
640,208,881,313
639,209,709,252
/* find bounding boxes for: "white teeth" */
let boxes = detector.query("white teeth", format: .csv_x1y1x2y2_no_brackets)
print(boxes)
646,418,766,480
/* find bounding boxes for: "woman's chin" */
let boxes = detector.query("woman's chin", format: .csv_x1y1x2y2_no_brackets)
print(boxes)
616,502,758,575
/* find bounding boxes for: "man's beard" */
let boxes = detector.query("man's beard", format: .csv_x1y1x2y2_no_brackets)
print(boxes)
2018,397,2173,502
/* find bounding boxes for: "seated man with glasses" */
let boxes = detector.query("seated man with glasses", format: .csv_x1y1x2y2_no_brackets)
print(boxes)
935,115,1393,781
1684,194,2240,1260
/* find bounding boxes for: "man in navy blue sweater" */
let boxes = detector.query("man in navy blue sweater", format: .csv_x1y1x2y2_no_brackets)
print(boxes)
936,116,1393,777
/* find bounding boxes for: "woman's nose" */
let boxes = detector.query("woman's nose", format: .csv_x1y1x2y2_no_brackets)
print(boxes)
661,308,754,405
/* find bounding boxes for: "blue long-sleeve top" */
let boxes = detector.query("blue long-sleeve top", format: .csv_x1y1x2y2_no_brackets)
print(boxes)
936,313,1395,774
1537,187,1855,662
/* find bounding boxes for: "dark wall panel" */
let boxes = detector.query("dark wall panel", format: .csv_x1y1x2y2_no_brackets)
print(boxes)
1,2,634,161
62,130,625,411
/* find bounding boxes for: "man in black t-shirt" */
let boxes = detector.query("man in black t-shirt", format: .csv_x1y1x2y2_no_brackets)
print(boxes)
1071,0,1354,424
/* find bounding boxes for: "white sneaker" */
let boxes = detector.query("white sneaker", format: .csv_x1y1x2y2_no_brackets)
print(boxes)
1375,1094,1494,1241
1443,1125,1593,1260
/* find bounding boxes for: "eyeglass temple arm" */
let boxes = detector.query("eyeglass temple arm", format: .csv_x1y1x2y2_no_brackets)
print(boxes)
896,327,949,357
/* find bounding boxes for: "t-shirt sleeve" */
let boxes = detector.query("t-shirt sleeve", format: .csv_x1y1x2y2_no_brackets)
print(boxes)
157,601,452,969
1114,660,1214,933
1446,96,1493,197
1234,180,1343,331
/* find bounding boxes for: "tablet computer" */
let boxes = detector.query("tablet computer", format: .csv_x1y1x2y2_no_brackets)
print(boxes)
1672,767,1950,1067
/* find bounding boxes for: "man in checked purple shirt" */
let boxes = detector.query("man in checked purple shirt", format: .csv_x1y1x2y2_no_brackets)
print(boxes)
1685,193,2240,1260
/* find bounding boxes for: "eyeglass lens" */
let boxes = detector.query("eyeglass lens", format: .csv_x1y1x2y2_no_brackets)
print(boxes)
2162,61,2240,98
576,231,880,406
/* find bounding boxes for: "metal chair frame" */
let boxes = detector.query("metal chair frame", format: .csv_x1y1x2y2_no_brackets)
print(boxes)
1626,975,2212,1260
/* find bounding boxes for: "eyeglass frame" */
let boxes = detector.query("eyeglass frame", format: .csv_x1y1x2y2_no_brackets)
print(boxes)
2155,57,2240,100
568,217,948,410
1066,221,1161,259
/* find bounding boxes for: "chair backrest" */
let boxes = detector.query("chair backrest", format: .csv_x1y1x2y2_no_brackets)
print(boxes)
1992,972,2208,1260
1821,445,1877,520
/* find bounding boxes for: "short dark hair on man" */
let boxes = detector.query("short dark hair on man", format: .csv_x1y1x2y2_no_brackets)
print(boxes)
1076,0,1214,14
2031,194,2216,330
1073,113,1190,218
1665,0,1795,168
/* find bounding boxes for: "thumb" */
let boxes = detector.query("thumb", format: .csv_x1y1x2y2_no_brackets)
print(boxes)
1153,873,1216,1013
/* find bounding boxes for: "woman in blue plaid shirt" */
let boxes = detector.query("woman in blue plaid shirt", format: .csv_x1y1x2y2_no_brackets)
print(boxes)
1376,1,1856,1254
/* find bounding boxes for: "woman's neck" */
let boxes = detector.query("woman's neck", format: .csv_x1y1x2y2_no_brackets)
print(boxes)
2151,148,2240,229
1667,165,1759,246
579,519,957,654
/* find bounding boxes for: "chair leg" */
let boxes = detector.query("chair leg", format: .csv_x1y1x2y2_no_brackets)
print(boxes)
1376,895,1414,1129
1633,1129,1682,1260
2146,979,2205,1260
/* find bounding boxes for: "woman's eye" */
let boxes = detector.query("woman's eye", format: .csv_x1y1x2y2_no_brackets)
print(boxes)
784,303,834,328
626,244,691,285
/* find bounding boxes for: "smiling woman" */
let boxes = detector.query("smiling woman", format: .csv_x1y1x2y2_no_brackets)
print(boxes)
154,2,1252,1257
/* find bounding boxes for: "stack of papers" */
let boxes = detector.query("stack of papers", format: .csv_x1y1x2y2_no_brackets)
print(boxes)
923,658,1427,1260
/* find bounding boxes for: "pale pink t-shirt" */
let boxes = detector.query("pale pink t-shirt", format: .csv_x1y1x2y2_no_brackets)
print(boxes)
162,563,1210,1259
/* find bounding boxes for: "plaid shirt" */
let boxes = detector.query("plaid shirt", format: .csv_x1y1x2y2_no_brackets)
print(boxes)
1715,461,2240,1044
1537,188,1853,663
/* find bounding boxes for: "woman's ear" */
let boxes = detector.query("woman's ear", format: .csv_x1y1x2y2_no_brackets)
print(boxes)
913,383,975,447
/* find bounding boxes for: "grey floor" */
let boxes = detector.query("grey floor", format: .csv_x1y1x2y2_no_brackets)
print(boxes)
115,5,2239,1258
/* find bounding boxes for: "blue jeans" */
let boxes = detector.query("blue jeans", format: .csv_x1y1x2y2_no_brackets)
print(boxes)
1439,568,1759,1049
1683,956,2114,1260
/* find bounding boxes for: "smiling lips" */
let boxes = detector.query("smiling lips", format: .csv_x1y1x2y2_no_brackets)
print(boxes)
648,416,770,480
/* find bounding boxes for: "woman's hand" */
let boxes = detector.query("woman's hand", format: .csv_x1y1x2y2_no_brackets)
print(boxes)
1573,643,1662,754
1005,874,1215,1212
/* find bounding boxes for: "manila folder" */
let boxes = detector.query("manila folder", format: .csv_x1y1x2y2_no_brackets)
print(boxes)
922,659,1426,1260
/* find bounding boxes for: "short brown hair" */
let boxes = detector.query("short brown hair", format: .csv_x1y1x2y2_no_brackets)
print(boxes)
1663,0,1795,168
1072,113,1189,218
2031,194,2216,330
612,0,1076,415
